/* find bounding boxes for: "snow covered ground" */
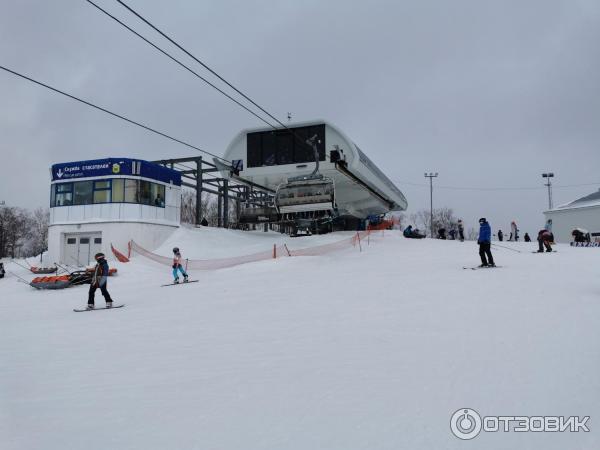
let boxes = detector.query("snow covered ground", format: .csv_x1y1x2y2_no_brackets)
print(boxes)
1,229,599,450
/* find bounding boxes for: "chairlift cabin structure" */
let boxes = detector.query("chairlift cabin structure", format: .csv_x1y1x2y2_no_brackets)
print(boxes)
218,120,407,232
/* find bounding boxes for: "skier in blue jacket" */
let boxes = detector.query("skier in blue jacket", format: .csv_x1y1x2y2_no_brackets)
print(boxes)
477,218,495,267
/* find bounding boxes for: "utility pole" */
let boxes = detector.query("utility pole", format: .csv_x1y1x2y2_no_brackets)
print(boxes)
424,172,438,238
542,173,554,209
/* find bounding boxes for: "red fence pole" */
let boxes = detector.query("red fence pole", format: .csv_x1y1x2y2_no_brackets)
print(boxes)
273,244,277,259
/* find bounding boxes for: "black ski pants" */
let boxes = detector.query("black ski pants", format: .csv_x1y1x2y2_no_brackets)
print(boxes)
479,242,494,265
88,283,112,305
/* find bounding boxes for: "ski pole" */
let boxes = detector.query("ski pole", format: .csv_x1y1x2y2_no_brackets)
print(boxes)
491,243,522,253
6,270,31,284
9,259,32,271
55,262,73,274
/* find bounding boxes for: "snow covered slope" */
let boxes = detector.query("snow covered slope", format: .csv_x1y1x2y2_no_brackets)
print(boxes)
1,230,599,450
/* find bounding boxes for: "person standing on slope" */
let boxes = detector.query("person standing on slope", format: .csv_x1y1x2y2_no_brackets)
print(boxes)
172,247,189,284
497,230,504,241
477,218,495,267
457,219,465,242
87,252,113,309
537,229,554,252
511,221,519,242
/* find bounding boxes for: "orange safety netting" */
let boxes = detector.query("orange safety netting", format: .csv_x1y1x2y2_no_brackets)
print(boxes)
111,243,130,263
128,218,398,270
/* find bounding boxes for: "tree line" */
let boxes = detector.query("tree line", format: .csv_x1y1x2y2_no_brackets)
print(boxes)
0,207,49,259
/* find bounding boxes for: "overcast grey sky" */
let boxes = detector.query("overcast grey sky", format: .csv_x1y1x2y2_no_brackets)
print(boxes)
1,0,599,234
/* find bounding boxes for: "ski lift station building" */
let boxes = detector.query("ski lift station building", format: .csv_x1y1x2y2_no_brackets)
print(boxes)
544,188,600,243
48,158,181,266
221,120,408,224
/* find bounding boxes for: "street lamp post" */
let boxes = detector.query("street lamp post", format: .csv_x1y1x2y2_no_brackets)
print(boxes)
542,173,554,209
424,172,438,238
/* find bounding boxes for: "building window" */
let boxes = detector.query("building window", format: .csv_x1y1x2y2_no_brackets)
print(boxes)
112,179,124,202
139,180,152,205
51,178,166,208
54,183,73,206
80,237,90,244
151,183,165,207
67,238,76,244
94,238,102,244
247,124,326,168
124,179,138,203
93,180,111,203
73,181,93,205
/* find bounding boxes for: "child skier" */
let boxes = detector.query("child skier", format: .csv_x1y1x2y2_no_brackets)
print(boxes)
172,247,189,284
477,218,495,267
87,252,113,309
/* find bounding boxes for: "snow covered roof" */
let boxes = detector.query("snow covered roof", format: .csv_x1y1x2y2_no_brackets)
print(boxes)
551,188,600,211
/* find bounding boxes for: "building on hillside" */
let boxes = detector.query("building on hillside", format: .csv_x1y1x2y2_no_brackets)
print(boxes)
543,188,600,243
48,158,181,265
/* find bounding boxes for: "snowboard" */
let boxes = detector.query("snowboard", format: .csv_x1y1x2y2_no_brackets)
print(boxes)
532,251,557,253
74,304,125,312
161,280,199,287
463,265,503,270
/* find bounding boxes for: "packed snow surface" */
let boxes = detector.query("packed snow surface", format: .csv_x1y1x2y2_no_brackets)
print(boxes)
1,228,599,450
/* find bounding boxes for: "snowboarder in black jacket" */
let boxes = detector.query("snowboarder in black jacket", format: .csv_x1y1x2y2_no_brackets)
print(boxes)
0,262,5,279
87,252,113,309
497,230,503,241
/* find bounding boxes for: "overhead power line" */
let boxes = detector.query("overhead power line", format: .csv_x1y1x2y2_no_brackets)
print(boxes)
395,179,600,192
0,64,230,163
84,0,277,130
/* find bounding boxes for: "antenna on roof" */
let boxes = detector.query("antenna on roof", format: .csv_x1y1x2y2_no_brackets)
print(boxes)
287,112,292,122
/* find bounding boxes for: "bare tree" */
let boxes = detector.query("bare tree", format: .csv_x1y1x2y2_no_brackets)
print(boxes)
0,207,31,258
405,208,459,237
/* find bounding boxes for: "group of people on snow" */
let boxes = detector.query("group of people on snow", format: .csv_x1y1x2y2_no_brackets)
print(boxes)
402,217,556,267
84,247,190,309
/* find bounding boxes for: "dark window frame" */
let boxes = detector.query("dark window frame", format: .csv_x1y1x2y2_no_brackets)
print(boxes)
51,178,167,208
246,124,326,168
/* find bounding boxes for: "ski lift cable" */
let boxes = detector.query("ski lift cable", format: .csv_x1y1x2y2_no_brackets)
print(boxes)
84,0,278,131
110,0,320,156
0,64,230,164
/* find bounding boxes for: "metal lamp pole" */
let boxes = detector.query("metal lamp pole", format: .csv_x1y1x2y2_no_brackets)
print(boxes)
424,172,438,237
542,173,554,209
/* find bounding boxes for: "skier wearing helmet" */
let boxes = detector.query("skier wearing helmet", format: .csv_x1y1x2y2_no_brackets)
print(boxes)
477,218,495,267
87,252,113,309
172,247,189,284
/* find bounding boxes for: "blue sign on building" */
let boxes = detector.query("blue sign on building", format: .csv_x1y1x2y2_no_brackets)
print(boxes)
51,158,182,186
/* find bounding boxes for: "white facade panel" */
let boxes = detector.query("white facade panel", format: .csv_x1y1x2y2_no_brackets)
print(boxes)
544,206,600,243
